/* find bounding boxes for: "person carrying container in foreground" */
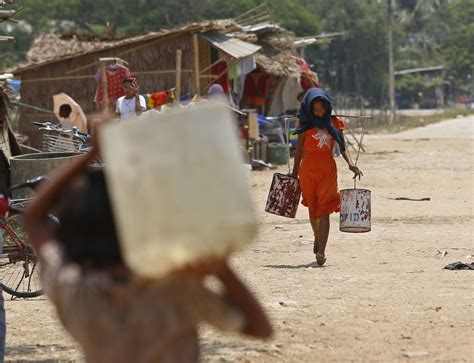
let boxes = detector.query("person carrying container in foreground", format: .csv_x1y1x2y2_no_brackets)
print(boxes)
289,88,363,266
115,77,147,120
23,119,272,363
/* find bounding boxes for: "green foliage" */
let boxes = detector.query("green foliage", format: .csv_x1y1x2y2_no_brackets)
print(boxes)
301,0,390,102
0,0,472,102
397,73,443,93
439,0,474,87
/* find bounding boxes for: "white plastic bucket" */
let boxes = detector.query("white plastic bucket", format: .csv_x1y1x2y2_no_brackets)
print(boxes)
339,188,371,233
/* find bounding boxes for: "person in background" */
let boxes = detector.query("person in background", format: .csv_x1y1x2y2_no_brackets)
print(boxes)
207,84,226,100
290,88,363,266
115,77,146,121
23,121,272,363
58,104,73,130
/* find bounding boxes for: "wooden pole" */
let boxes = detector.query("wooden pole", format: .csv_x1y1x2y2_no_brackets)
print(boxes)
100,60,109,113
388,0,396,124
192,33,201,96
203,68,227,91
175,49,182,103
335,114,373,119
345,124,366,152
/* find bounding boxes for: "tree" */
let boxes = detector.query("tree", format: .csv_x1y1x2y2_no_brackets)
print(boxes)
1,0,471,102
439,0,474,89
300,0,390,103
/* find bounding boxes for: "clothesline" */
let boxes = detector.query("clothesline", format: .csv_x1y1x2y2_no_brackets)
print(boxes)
12,101,55,114
20,69,218,84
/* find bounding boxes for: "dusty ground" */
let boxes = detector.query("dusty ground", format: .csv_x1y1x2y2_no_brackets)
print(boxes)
4,116,474,362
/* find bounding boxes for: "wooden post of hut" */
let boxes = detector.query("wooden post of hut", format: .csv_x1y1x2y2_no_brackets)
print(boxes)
192,33,201,97
99,60,110,113
175,49,182,103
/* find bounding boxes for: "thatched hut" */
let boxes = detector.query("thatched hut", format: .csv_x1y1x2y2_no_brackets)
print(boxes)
8,18,326,147
8,20,261,147
229,23,319,116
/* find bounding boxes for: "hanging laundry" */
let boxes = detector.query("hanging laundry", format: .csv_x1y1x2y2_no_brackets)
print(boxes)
95,64,131,107
268,76,303,116
238,55,256,102
227,59,240,81
146,94,154,109
299,58,319,91
150,92,168,109
211,61,230,93
244,72,269,107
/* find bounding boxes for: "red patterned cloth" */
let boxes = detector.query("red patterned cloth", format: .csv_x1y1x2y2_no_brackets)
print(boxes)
299,58,319,91
211,62,230,93
95,64,131,107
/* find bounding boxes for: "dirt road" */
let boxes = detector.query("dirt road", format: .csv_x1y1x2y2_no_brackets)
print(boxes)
4,116,473,362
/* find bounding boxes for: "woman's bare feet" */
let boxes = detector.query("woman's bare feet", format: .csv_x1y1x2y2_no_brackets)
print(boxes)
316,253,327,266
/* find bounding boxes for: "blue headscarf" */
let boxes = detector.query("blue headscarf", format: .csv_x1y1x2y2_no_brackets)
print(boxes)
295,88,346,152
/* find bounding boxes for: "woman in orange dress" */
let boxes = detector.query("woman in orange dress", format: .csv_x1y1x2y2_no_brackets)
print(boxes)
290,88,363,265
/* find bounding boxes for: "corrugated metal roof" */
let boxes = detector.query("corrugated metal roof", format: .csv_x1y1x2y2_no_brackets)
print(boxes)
242,23,284,34
199,32,261,59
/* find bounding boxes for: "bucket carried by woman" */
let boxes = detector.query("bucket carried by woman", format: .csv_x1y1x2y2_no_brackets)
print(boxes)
265,117,301,219
339,113,371,233
339,188,371,233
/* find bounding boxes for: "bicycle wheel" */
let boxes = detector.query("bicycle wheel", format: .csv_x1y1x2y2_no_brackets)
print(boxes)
0,212,43,298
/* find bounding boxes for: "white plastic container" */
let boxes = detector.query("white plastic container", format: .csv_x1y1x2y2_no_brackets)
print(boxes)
101,101,257,277
339,188,371,233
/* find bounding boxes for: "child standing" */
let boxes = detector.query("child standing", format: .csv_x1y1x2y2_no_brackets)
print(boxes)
24,129,271,362
115,77,147,121
58,104,73,130
290,88,363,266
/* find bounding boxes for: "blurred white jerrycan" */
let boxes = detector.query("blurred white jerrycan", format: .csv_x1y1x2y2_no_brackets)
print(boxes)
100,101,257,277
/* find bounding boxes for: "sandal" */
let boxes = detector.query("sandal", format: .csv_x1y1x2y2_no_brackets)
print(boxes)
316,253,327,266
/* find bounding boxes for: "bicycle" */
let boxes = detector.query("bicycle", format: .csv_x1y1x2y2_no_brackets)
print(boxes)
33,122,90,153
0,177,53,299
33,122,104,167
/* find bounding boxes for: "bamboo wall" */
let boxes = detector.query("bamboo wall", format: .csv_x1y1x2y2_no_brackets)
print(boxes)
17,33,212,147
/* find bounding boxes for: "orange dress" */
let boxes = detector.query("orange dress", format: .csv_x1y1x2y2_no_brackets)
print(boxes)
298,117,345,220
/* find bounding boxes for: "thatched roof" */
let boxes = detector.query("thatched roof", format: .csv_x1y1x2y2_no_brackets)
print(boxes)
26,34,116,63
10,20,235,74
11,19,303,78
255,52,301,77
